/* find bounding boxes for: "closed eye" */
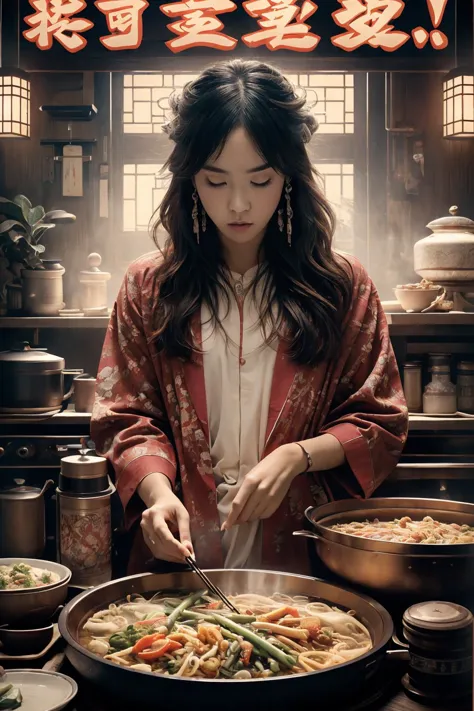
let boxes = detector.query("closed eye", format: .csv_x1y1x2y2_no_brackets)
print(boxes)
206,179,226,188
251,179,272,187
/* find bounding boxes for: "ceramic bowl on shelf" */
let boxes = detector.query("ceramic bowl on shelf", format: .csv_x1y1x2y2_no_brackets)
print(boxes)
394,286,443,312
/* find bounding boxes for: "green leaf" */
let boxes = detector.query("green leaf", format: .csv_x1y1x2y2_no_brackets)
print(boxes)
44,209,76,223
32,223,55,236
0,219,25,235
13,195,33,220
28,205,45,226
0,198,26,223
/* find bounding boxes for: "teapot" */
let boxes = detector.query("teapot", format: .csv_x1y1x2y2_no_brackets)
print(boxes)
0,479,54,557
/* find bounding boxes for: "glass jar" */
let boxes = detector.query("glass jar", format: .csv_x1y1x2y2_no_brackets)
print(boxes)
403,362,422,413
423,365,457,415
457,361,474,414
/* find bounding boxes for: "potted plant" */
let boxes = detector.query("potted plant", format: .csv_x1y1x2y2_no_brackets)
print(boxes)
0,194,76,315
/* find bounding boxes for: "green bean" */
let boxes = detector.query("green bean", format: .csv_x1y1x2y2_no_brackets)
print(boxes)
219,668,233,678
266,636,293,655
211,614,296,669
167,590,206,631
175,609,215,622
255,660,265,672
269,660,280,674
226,614,256,624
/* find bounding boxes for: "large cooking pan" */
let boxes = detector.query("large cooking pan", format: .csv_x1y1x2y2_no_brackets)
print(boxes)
59,569,393,708
294,498,474,597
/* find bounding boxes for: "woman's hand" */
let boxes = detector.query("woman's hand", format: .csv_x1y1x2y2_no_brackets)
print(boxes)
139,472,194,563
222,444,305,530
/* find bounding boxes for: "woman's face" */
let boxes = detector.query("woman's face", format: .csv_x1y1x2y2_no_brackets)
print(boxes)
194,127,285,251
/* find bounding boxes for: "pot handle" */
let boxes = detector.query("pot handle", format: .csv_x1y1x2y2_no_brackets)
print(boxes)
292,530,320,541
40,479,55,496
62,369,84,402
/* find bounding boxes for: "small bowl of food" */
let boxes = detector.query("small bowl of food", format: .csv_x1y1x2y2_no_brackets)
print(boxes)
0,559,71,627
394,280,445,312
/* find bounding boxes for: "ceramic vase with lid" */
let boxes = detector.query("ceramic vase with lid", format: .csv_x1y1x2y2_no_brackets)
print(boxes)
414,206,474,285
79,252,111,316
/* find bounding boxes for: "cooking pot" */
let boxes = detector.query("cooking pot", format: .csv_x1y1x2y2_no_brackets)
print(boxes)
59,570,394,708
0,479,54,558
294,498,474,598
0,342,83,413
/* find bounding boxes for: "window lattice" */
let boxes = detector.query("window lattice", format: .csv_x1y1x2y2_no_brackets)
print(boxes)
122,72,354,135
123,73,199,133
314,163,354,253
123,164,170,232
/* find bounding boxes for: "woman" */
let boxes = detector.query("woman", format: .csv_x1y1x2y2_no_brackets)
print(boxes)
91,59,408,576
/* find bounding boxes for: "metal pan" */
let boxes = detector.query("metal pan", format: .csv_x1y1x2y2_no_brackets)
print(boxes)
59,569,393,708
295,498,474,596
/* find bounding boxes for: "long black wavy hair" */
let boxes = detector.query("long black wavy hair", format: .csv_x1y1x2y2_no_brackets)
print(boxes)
151,59,353,367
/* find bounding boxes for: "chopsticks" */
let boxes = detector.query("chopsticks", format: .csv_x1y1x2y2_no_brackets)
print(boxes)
185,557,239,613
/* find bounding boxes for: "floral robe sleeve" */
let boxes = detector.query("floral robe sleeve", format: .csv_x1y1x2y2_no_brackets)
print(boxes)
91,256,176,527
318,265,408,498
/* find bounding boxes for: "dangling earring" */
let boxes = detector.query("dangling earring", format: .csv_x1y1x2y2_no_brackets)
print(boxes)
285,178,293,247
192,190,200,244
201,207,207,233
277,208,284,233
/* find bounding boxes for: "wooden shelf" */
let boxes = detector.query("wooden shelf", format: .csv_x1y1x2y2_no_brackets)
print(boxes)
0,316,109,329
409,414,474,430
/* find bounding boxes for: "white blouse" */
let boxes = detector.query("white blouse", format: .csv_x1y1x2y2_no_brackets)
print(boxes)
201,266,278,568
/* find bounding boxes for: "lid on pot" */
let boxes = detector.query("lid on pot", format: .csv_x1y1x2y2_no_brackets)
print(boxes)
403,601,473,632
61,452,108,480
458,361,474,371
79,253,111,281
0,342,64,369
427,206,474,234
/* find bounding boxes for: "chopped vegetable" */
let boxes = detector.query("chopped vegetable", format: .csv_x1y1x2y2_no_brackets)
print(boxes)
240,641,253,666
166,591,205,631
137,639,182,661
131,633,165,655
211,613,296,669
0,686,22,711
258,606,299,622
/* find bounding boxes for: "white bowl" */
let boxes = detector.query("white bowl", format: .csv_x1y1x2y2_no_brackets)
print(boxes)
0,669,78,711
0,558,71,626
393,287,441,312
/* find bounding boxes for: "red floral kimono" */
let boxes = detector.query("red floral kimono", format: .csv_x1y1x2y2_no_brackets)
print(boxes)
91,251,408,575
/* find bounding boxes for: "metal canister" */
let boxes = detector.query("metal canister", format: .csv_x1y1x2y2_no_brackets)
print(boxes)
457,361,474,414
56,485,115,587
401,601,473,703
59,451,109,495
403,362,422,413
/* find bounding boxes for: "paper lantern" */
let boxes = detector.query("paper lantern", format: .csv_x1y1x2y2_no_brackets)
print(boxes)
0,69,30,138
443,67,474,139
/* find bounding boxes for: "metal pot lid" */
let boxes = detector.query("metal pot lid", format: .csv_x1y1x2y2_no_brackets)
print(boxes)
61,453,108,479
403,601,473,632
427,205,474,233
0,342,64,366
0,484,43,500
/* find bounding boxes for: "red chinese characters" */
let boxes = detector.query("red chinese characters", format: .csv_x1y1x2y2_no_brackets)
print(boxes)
23,0,93,52
95,0,149,50
331,0,410,52
159,0,238,53
242,0,320,52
